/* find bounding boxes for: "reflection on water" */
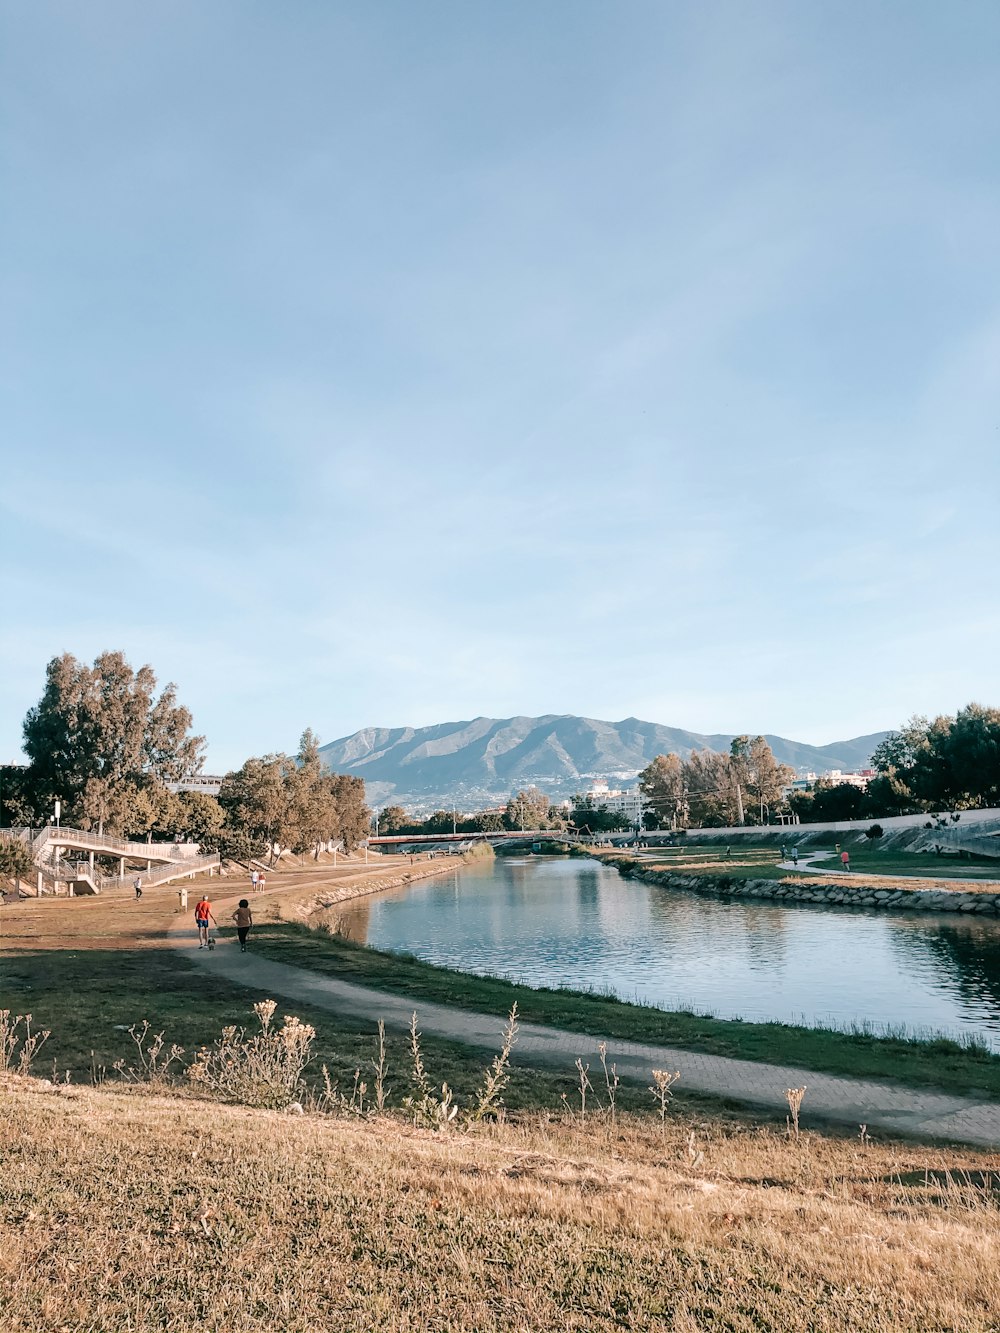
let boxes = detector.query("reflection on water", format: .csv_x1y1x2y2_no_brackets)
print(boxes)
339,857,1000,1045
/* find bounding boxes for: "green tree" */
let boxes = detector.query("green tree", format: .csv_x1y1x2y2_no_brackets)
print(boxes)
943,704,1000,808
504,787,551,831
218,733,370,860
729,736,794,825
0,839,34,893
639,754,686,828
175,791,227,847
378,805,409,834
19,652,204,834
218,754,293,859
808,779,866,822
683,749,737,827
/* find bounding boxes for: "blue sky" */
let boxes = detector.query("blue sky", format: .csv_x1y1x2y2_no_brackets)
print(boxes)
2,2,998,771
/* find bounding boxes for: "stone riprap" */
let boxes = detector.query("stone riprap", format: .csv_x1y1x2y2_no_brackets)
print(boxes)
611,860,1000,915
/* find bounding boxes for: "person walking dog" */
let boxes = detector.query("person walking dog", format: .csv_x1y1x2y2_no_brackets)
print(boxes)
194,896,217,949
232,899,253,952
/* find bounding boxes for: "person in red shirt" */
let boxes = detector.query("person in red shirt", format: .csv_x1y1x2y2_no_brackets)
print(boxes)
194,897,217,948
841,850,851,872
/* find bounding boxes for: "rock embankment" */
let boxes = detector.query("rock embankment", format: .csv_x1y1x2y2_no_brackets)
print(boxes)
611,861,1000,916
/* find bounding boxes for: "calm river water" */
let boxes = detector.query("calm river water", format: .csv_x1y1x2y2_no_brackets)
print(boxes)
338,855,1000,1046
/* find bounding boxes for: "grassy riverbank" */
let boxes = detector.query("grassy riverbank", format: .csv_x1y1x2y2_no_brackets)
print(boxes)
248,923,1000,1099
5,1075,1000,1333
0,939,572,1111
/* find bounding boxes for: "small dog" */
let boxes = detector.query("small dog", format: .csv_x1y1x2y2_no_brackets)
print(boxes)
207,936,215,951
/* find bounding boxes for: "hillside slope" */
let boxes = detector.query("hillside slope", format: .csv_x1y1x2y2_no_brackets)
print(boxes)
4,1077,998,1332
318,714,886,807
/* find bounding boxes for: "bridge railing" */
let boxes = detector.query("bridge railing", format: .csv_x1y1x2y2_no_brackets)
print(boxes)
33,825,189,860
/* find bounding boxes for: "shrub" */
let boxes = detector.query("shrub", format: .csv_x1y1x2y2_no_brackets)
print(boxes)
866,824,884,841
188,1000,315,1109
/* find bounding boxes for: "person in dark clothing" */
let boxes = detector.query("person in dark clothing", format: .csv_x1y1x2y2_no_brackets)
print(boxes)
232,899,253,952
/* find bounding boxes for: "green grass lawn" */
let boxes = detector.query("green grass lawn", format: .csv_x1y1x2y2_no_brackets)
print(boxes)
594,846,817,881
0,940,571,1112
247,922,1000,1099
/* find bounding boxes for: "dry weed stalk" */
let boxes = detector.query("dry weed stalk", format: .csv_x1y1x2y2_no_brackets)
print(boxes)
573,1058,593,1124
113,1021,185,1087
372,1019,390,1114
403,1011,458,1129
785,1085,807,1138
0,1010,50,1076
685,1129,704,1168
648,1069,681,1135
188,999,316,1109
598,1042,620,1129
471,1004,518,1123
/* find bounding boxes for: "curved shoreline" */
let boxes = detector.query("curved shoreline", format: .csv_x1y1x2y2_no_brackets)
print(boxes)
604,857,1000,916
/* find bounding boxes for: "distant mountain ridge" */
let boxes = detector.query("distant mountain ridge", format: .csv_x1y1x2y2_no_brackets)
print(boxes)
317,715,887,810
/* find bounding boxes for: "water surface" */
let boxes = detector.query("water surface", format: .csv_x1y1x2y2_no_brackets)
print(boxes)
338,855,1000,1045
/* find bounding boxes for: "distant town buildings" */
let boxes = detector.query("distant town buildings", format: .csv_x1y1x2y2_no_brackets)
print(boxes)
781,769,874,799
581,779,648,821
167,774,224,797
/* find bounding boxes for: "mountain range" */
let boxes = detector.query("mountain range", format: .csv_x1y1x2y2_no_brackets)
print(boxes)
317,715,888,812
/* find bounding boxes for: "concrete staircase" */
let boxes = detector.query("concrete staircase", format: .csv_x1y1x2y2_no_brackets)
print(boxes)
3,825,220,896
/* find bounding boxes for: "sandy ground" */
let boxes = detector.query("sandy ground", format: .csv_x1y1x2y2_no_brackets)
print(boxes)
0,852,448,954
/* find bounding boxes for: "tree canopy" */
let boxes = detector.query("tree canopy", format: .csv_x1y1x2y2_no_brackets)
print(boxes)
15,651,205,834
639,737,793,828
218,730,370,858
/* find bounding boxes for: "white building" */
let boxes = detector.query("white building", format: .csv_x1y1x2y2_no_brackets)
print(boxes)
584,779,648,821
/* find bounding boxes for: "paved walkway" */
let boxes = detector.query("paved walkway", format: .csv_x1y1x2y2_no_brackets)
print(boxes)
167,898,1000,1149
777,850,1000,885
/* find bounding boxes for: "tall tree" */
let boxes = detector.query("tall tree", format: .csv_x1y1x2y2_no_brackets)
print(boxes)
504,786,552,831
218,733,370,859
19,651,204,832
639,754,686,828
684,748,738,827
729,736,794,824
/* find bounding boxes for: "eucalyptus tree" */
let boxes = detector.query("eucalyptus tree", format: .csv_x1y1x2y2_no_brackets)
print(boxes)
18,651,204,833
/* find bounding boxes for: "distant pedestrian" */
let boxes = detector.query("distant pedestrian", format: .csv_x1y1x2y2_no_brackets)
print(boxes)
841,850,851,872
232,899,253,952
133,875,143,900
194,896,217,949
791,847,799,866
781,844,788,861
257,871,266,893
177,885,189,911
725,846,732,859
250,869,259,893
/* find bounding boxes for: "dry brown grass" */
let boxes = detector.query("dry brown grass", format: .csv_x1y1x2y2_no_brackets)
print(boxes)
2,1075,999,1332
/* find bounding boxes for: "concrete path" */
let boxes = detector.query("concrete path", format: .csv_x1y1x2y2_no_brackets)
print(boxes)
777,850,1000,885
167,905,1000,1149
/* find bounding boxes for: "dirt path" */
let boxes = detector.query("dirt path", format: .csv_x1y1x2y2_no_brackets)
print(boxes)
166,878,1000,1149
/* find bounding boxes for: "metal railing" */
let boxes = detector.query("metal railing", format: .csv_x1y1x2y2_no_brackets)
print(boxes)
31,825,188,859
35,850,220,895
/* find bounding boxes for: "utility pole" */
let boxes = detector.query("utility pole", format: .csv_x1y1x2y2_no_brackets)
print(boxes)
735,782,744,826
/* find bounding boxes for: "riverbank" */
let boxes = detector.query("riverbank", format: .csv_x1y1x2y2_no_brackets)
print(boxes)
599,852,1000,915
249,923,1000,1101
257,847,486,928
